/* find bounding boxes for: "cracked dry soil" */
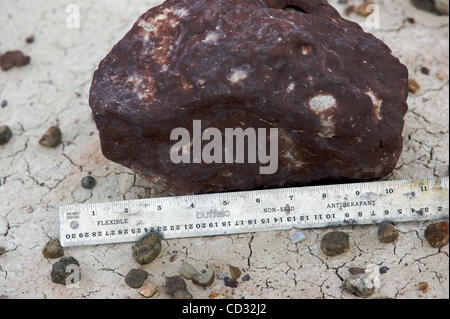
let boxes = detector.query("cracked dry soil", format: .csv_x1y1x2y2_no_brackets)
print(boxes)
0,0,449,299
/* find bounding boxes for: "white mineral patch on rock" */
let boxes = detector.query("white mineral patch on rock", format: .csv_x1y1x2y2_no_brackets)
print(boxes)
366,89,384,122
227,68,248,84
309,94,337,113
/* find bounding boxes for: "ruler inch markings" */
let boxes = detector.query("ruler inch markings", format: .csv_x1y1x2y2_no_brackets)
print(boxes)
59,177,449,247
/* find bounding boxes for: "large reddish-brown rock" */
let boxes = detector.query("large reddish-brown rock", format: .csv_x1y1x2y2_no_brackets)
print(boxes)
89,0,409,195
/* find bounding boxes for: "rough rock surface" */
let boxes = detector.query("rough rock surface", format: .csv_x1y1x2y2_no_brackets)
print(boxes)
165,275,188,296
424,221,449,248
132,232,162,265
50,257,80,285
320,231,350,256
124,268,148,288
0,0,448,299
377,223,400,243
42,238,64,259
342,273,376,297
89,0,409,194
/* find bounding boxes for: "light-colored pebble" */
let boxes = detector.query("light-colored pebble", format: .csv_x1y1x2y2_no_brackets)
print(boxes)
138,282,158,298
192,269,214,287
179,262,199,280
289,230,307,244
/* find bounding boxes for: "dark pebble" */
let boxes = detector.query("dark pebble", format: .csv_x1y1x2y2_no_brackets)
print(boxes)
320,231,350,257
0,50,31,71
224,276,239,288
51,256,80,285
132,232,162,265
166,276,187,296
421,67,430,75
81,176,96,189
241,274,251,281
0,246,6,256
377,223,399,243
1,100,7,108
379,266,390,274
42,238,64,259
125,269,148,288
348,267,365,275
406,17,416,24
0,126,13,145
25,35,34,44
39,126,62,148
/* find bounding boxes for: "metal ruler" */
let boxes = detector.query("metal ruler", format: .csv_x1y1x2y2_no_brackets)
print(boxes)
59,177,449,247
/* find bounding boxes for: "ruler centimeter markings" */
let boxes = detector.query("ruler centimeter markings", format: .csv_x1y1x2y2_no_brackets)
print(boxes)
59,177,449,247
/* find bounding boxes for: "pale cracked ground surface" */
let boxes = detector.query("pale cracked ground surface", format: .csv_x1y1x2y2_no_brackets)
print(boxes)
0,0,448,299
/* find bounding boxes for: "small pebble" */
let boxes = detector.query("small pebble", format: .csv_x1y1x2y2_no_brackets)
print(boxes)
166,276,187,296
169,254,177,262
320,231,350,257
406,17,416,24
345,5,355,15
25,35,34,44
379,266,390,274
132,232,162,265
173,289,192,299
42,238,64,259
355,1,374,17
179,262,199,280
81,176,96,190
51,256,80,285
1,100,7,108
228,265,242,280
209,292,227,299
0,126,12,145
138,282,158,298
192,269,215,287
408,79,421,94
0,246,6,256
349,267,365,275
224,276,239,288
342,273,378,297
289,230,307,244
242,274,251,281
377,223,399,243
0,50,31,71
421,67,430,75
418,282,428,294
125,269,148,289
139,282,158,298
424,221,449,248
39,126,62,148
